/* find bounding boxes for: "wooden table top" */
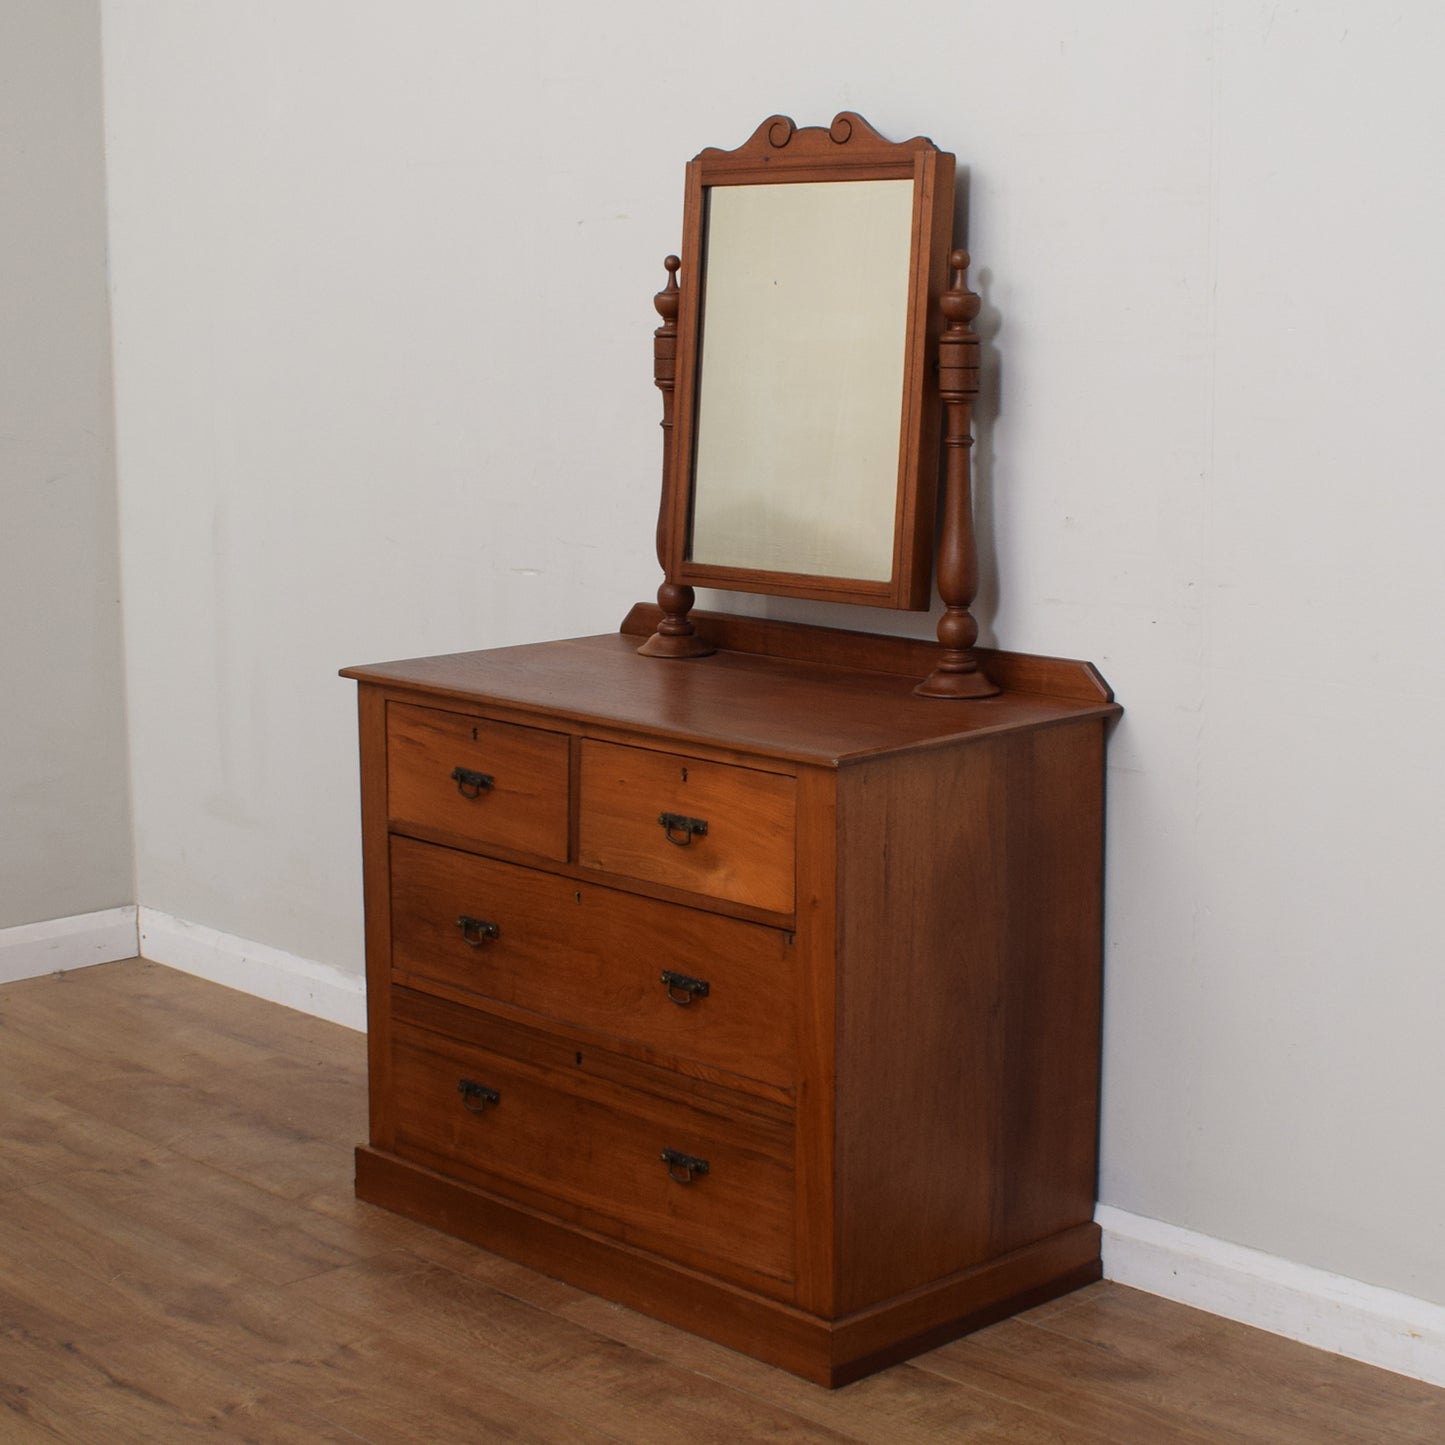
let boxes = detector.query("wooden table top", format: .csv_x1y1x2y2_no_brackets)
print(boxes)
343,626,1118,768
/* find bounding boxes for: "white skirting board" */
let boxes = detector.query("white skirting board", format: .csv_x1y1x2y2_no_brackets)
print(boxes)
136,907,366,1032
1098,1204,1445,1389
0,905,139,983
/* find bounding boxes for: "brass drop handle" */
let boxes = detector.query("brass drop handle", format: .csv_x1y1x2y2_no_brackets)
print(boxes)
457,915,500,947
457,1079,500,1113
451,766,494,799
660,970,710,1006
660,1147,709,1184
658,812,708,847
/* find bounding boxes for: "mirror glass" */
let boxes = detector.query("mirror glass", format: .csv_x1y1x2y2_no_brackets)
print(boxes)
688,179,914,581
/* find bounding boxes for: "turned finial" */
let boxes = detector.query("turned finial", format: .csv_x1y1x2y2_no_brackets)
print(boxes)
942,251,981,325
655,254,680,325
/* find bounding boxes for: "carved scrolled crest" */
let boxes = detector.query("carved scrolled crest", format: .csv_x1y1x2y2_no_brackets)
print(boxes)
695,111,941,175
765,115,794,148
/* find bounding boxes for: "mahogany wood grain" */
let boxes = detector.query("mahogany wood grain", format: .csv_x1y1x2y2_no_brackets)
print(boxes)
387,1014,795,1299
577,738,797,912
831,721,1108,1309
386,701,570,862
388,833,796,1091
346,620,1119,1384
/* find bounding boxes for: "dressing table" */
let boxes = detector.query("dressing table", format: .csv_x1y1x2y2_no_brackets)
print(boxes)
343,114,1118,1386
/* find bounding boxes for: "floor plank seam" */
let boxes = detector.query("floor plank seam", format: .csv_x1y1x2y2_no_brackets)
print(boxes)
6,960,1445,1443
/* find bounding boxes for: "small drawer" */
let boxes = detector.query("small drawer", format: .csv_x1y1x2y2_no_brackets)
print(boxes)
577,740,796,913
390,836,796,1088
390,1012,795,1296
387,702,568,862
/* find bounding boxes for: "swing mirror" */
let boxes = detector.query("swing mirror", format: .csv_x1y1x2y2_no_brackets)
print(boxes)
661,113,955,609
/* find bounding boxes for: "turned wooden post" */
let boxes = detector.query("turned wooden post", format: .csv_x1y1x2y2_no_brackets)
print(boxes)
915,250,1000,699
638,255,713,659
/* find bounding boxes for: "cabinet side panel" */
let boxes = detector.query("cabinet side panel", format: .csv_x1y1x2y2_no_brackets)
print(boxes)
358,685,396,1148
988,721,1106,1260
833,721,1106,1311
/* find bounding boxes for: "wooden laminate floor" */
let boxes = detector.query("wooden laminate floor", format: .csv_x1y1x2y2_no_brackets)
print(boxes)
2,961,1442,1443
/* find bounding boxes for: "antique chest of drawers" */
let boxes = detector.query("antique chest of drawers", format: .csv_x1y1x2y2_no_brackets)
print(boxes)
343,606,1119,1386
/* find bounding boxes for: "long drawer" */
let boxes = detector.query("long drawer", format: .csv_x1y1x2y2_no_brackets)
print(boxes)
387,702,569,861
390,835,796,1090
389,1005,796,1297
578,740,796,913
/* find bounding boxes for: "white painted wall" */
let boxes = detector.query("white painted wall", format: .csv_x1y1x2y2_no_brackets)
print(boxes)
0,0,131,930
100,0,1445,1311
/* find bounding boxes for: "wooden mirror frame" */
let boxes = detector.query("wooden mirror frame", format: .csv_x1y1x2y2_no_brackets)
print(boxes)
639,114,955,657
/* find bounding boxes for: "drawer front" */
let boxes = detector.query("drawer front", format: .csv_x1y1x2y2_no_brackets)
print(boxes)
577,740,796,913
390,1014,795,1295
387,702,569,862
390,836,796,1088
